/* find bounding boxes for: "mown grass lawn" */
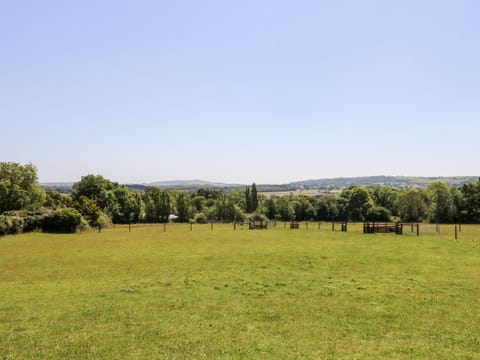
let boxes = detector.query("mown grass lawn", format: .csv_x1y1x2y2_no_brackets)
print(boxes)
1,223,479,359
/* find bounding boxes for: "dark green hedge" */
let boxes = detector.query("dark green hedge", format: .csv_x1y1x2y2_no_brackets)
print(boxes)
0,208,85,235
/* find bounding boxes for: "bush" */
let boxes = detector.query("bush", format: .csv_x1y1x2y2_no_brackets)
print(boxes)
195,212,208,224
92,211,113,229
246,212,268,222
42,208,83,233
0,208,87,235
1,209,53,234
365,206,391,222
0,215,13,235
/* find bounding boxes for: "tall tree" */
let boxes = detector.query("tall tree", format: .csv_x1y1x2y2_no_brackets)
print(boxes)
341,186,374,221
72,175,119,218
245,183,259,213
315,195,339,221
460,179,480,223
245,186,251,213
251,183,259,212
427,181,454,223
157,191,174,223
0,162,45,213
112,187,142,224
176,192,192,222
370,185,399,216
398,190,429,222
264,197,278,220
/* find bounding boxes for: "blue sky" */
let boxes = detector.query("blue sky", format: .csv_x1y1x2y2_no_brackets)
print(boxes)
1,0,479,184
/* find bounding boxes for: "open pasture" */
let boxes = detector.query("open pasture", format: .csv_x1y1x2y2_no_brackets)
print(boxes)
1,223,479,359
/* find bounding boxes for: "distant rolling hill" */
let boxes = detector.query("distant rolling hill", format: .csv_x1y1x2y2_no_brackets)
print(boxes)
288,176,478,189
148,179,242,188
40,176,478,193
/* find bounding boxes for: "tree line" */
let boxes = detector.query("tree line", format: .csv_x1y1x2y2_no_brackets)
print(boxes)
1,162,480,235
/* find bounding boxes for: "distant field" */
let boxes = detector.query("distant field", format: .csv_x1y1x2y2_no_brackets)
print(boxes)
260,189,341,197
1,224,479,359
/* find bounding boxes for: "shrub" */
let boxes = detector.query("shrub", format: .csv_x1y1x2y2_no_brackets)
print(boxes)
42,208,83,233
195,212,208,224
0,215,13,235
92,211,113,229
0,208,89,235
365,206,391,222
246,212,268,222
8,216,25,234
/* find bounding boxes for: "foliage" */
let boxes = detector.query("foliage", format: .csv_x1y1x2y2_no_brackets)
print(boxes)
74,195,102,226
459,178,480,223
245,183,259,213
398,190,429,222
341,186,374,221
0,162,45,213
427,181,455,223
365,206,391,222
0,208,86,235
370,185,399,216
72,175,120,218
175,192,192,222
246,211,268,222
315,195,338,221
4,163,480,226
142,187,175,223
194,211,208,224
44,190,72,209
112,187,142,224
41,208,83,233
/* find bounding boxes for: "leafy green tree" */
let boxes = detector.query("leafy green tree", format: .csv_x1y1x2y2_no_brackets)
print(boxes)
142,186,174,222
427,182,454,223
245,183,259,213
195,188,223,200
276,196,295,221
398,190,429,222
143,186,160,222
450,187,463,222
112,187,142,224
370,185,399,216
264,197,278,220
74,195,101,226
214,193,232,221
341,186,374,221
44,190,72,209
72,175,119,218
191,195,206,212
144,198,157,222
176,192,192,222
251,183,258,212
245,186,251,213
315,195,339,221
157,191,174,223
42,208,83,233
0,162,45,213
365,206,391,221
288,196,316,221
460,179,480,223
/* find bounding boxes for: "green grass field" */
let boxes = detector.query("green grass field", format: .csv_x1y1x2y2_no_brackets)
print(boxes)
1,223,479,359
